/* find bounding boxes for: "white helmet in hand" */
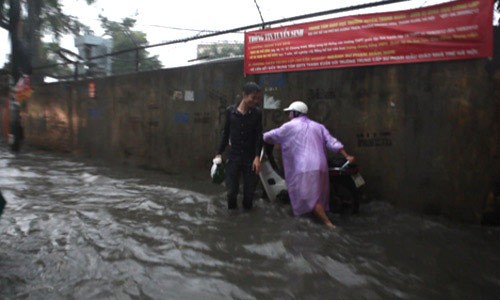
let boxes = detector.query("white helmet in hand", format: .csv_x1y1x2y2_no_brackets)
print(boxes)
283,101,308,114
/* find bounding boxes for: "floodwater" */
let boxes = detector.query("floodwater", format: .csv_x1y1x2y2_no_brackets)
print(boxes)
0,147,499,300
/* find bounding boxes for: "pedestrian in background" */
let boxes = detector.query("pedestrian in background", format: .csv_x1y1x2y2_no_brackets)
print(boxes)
214,82,263,210
0,191,6,218
263,101,355,228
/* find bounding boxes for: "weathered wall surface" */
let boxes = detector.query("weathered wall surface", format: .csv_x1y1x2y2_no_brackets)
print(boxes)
20,31,500,223
25,61,254,174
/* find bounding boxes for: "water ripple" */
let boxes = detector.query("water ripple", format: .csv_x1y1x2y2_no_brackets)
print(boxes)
1,148,500,299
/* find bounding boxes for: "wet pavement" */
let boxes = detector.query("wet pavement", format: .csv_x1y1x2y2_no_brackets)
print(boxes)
0,147,499,300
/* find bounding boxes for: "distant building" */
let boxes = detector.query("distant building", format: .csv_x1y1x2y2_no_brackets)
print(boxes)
74,35,113,76
196,42,243,60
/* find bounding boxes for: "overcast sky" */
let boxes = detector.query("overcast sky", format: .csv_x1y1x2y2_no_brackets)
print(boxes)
2,0,490,68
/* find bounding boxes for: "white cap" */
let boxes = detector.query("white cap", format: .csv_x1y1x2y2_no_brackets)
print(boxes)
283,101,308,114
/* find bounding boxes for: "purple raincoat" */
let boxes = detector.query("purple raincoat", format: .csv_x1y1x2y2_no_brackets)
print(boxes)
263,116,344,216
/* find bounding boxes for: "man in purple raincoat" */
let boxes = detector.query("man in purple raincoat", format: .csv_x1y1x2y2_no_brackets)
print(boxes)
263,101,355,228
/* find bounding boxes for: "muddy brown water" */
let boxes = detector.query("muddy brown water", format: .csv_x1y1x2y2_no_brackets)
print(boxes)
0,148,499,299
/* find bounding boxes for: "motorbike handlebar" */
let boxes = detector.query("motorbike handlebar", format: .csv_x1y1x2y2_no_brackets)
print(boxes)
339,160,350,171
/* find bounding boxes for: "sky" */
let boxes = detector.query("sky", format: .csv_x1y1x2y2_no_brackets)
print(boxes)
1,0,495,69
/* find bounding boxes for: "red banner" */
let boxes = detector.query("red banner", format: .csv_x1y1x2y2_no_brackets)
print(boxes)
244,0,494,75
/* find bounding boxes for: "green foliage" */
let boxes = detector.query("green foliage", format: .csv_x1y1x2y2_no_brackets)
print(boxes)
8,0,96,38
197,42,244,60
0,0,96,80
99,15,163,74
40,42,73,79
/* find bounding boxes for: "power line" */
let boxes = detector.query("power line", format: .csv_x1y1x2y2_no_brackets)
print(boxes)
145,25,232,34
34,0,411,71
96,0,412,58
253,0,265,28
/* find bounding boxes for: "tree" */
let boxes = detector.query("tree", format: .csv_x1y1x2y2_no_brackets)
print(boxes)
496,0,500,25
99,16,162,75
1,0,26,82
197,42,244,60
41,42,75,79
0,0,95,82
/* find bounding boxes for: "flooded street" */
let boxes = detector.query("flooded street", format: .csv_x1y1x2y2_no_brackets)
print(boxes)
0,148,499,300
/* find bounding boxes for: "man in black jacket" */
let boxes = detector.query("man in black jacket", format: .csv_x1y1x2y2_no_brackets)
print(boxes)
215,82,263,210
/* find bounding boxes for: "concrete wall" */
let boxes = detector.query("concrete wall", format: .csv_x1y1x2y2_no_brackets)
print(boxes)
24,61,253,173
19,31,500,223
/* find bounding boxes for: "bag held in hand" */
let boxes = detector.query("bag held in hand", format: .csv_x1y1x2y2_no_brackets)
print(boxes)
210,157,225,184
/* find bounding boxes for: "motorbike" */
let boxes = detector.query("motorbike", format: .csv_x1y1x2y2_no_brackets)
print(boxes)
259,144,288,203
260,144,365,214
328,157,365,214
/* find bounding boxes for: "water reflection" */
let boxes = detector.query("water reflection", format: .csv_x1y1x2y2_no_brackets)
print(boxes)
0,148,499,299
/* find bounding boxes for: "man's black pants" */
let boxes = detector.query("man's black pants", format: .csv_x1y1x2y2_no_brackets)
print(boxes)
225,157,257,210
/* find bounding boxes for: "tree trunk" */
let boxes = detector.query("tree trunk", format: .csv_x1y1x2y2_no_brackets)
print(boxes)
9,0,21,82
27,0,41,84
